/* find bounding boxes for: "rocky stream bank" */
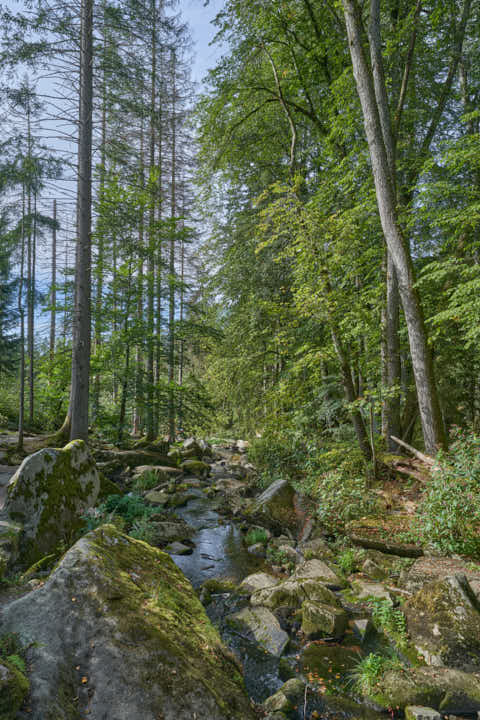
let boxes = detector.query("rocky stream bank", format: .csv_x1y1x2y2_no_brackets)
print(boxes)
1,434,480,720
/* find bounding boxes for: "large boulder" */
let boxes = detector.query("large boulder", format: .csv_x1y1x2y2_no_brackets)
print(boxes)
405,575,480,671
368,667,480,714
226,606,289,657
301,601,348,639
253,479,298,533
294,559,346,589
405,556,480,594
251,577,339,611
4,439,100,567
0,525,255,720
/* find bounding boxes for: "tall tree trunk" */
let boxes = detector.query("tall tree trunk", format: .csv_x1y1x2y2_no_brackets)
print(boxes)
69,0,93,442
17,187,26,452
134,110,145,435
146,0,157,440
342,0,446,453
50,198,57,365
27,188,33,427
167,48,176,443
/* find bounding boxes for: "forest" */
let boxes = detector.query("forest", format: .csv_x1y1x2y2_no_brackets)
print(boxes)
1,0,480,718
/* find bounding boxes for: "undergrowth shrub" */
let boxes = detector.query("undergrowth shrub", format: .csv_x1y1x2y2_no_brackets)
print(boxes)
315,471,378,532
419,427,480,557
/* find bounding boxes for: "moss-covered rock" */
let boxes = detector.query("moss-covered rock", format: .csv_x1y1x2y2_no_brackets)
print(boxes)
4,439,100,567
253,478,298,533
97,473,122,501
301,601,348,639
0,525,255,720
226,606,289,656
251,577,339,611
368,667,480,714
405,575,480,671
294,559,346,589
180,459,210,478
0,658,29,719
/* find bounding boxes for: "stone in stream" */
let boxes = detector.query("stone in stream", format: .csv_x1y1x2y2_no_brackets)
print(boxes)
251,577,338,611
3,439,100,567
0,525,255,720
301,600,349,639
405,574,480,671
294,559,346,589
263,678,305,715
247,542,266,558
298,536,335,561
144,490,169,506
405,707,442,720
367,667,480,714
165,541,192,555
239,572,278,595
226,606,289,656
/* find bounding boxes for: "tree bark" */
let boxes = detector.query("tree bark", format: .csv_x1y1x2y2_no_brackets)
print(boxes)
342,0,446,454
49,198,57,365
70,0,93,442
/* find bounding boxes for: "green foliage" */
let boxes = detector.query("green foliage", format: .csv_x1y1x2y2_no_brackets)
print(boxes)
0,633,27,674
371,600,408,649
244,528,269,546
419,428,480,556
6,654,26,673
128,517,158,545
350,652,401,696
101,494,156,527
132,471,159,493
266,545,291,567
338,549,356,576
315,470,378,532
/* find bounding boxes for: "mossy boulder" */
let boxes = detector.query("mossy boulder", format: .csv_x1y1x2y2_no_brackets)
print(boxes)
346,516,423,557
4,439,100,567
405,575,480,671
253,478,298,533
405,556,480,594
180,459,210,478
133,465,182,483
0,658,29,719
0,525,255,720
251,577,339,611
226,606,289,656
301,601,348,639
368,667,480,714
294,559,346,589
97,473,122,501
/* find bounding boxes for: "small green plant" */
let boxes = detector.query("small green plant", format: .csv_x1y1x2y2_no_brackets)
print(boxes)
350,652,401,695
371,599,408,649
419,427,480,557
6,653,26,673
266,546,291,566
128,517,158,545
244,528,269,546
132,471,159,493
338,549,356,576
315,470,378,532
101,494,156,527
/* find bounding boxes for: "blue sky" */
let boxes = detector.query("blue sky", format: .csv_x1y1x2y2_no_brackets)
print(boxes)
182,0,224,84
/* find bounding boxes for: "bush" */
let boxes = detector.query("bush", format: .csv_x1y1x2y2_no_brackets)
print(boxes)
244,528,269,546
338,549,356,575
132,471,159,493
419,427,480,556
315,470,378,532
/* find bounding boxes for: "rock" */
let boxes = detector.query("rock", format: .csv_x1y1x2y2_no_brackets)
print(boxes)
351,579,394,602
239,572,278,595
167,491,189,508
247,542,266,558
226,606,289,656
182,437,204,460
95,448,174,469
269,535,295,548
236,440,249,452
0,525,255,720
198,439,213,456
149,520,194,545
278,544,302,564
369,667,480,714
405,575,480,671
0,659,29,720
298,537,334,561
144,490,169,506
97,474,122,500
301,600,348,638
263,690,292,714
362,557,387,580
263,680,305,715
405,707,442,720
251,577,339,610
352,618,374,643
165,541,192,555
294,559,346,589
180,459,210,478
167,447,182,466
4,439,100,567
133,465,182,482
405,556,480,594
254,479,298,533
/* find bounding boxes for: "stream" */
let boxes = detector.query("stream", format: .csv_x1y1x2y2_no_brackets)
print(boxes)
167,456,383,720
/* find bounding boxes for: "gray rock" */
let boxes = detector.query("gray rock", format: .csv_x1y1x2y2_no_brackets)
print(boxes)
4,439,99,567
405,575,480,671
239,572,278,595
0,525,255,720
298,537,334,561
351,579,394,602
248,542,266,558
226,606,289,656
179,459,210,478
294,559,346,589
145,490,169,506
254,479,298,532
405,707,442,720
251,577,339,610
165,541,192,555
301,600,349,638
352,618,374,643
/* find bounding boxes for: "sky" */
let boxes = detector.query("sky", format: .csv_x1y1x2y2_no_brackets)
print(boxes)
181,0,224,85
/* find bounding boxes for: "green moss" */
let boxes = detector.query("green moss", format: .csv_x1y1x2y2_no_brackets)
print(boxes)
80,526,251,717
0,658,29,719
